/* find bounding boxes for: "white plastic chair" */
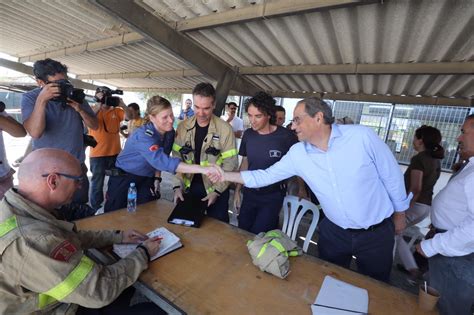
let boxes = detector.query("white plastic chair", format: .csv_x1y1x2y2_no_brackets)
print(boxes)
281,195,320,253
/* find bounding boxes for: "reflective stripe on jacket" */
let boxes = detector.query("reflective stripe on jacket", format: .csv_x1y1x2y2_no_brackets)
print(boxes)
0,189,149,314
247,229,301,279
172,114,238,193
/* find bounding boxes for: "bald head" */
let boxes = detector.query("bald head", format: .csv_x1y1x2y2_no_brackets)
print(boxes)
18,148,81,185
17,149,82,211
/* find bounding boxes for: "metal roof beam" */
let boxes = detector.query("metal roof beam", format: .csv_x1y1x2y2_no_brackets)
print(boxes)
177,0,376,32
269,90,472,107
120,86,472,107
17,33,144,63
119,87,242,95
92,0,260,96
75,61,473,81
0,58,99,90
119,87,193,94
241,62,474,75
76,69,202,80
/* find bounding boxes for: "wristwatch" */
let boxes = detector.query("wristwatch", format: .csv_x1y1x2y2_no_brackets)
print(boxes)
154,176,162,183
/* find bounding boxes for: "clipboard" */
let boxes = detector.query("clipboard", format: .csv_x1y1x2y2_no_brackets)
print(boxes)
167,193,206,228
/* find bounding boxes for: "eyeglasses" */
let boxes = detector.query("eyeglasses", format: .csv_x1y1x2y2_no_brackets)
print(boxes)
291,113,309,126
42,172,83,184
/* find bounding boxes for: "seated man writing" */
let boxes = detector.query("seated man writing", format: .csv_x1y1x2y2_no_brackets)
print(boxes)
0,148,164,315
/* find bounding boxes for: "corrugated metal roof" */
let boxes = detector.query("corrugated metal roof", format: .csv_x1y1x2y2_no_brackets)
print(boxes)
177,0,473,98
95,75,215,90
58,41,194,75
0,0,472,102
0,0,131,56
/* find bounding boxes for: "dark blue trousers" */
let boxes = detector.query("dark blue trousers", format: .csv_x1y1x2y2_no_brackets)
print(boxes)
318,217,395,282
189,180,230,223
104,173,157,212
90,155,117,210
238,188,285,234
429,253,474,315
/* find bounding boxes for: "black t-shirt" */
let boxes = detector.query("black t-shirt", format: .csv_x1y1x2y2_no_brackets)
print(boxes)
239,125,297,171
192,122,209,185
404,151,441,205
194,122,209,164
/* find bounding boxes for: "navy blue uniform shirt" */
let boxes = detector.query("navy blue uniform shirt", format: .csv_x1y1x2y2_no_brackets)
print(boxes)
116,122,180,177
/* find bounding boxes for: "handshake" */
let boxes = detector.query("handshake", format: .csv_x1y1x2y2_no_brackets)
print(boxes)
203,164,226,183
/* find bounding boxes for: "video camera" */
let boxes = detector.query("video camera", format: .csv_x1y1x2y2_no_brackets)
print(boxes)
95,86,123,107
52,79,86,104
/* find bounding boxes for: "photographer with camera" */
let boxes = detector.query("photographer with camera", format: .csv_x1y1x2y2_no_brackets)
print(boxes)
88,86,129,210
21,58,98,207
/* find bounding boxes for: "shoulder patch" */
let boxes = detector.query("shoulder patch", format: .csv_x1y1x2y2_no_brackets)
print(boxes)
145,129,154,137
149,144,160,152
50,240,77,262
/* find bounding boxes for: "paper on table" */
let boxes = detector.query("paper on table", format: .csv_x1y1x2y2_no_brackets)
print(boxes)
311,275,369,315
113,227,182,261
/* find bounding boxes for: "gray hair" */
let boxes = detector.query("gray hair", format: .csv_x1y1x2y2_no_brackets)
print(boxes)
298,97,335,125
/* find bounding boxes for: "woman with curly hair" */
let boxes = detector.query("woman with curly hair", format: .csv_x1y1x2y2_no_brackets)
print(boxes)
233,92,299,233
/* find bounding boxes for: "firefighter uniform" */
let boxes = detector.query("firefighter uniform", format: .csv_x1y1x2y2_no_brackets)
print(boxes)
0,189,149,314
104,122,180,212
172,115,238,222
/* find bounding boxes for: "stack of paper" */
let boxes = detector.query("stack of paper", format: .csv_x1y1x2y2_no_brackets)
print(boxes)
113,227,182,261
311,276,369,314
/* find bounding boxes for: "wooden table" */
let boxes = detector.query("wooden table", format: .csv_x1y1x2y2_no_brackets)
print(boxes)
76,200,436,315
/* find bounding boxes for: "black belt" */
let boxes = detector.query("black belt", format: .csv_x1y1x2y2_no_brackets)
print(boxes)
105,168,127,177
244,183,285,194
345,218,390,232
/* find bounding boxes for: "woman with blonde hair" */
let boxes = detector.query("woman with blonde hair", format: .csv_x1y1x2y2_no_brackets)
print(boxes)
105,95,217,212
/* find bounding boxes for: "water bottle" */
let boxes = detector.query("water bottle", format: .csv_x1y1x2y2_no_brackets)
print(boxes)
127,182,137,213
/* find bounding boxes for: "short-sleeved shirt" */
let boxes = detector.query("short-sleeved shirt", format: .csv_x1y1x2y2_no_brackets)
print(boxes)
89,107,125,157
404,151,441,205
221,115,244,133
239,125,297,177
21,87,95,163
116,122,180,177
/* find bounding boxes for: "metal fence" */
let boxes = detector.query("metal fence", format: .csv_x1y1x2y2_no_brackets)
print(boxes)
331,101,471,171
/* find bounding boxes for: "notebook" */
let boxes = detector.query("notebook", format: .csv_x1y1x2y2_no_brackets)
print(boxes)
311,276,369,315
113,227,182,261
167,193,206,228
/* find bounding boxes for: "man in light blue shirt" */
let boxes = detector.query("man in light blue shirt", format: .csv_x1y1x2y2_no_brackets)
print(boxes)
213,97,410,282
